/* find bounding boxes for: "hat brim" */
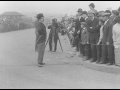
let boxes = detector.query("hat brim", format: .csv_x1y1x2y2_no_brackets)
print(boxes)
102,13,111,16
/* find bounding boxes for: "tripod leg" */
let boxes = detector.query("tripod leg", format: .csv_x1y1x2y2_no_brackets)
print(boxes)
58,36,63,53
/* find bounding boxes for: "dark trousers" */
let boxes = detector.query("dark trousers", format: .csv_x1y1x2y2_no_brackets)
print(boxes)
90,37,99,61
79,43,85,56
74,35,80,51
101,44,115,64
49,35,58,51
107,45,115,64
84,44,92,59
101,45,108,63
96,44,102,62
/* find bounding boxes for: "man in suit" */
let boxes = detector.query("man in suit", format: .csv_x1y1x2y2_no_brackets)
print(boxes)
74,8,85,53
48,18,59,52
87,10,101,62
100,11,114,65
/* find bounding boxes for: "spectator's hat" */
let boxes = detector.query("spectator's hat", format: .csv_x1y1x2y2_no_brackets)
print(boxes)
36,13,44,20
101,10,111,16
82,11,88,15
112,10,119,16
77,8,83,12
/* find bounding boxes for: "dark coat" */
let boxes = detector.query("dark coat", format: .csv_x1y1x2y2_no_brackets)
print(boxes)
74,17,85,36
48,22,59,38
35,20,47,52
101,19,113,45
35,20,47,44
81,27,89,44
86,17,101,43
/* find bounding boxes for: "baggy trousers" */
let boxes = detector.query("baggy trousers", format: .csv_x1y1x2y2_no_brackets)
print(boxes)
37,42,45,64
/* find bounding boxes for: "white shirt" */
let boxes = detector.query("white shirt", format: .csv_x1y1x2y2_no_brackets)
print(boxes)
85,17,88,21
98,25,104,43
104,19,109,26
112,23,120,48
78,16,82,21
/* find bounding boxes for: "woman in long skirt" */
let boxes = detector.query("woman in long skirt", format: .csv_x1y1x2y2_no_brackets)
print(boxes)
35,13,47,67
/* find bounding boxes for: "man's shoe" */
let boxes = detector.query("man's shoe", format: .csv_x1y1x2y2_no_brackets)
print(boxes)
38,64,42,67
106,63,113,66
85,57,90,60
39,63,45,65
90,59,97,62
99,61,106,64
96,59,101,64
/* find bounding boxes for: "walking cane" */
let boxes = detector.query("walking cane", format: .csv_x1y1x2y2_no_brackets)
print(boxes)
58,35,63,53
45,36,50,48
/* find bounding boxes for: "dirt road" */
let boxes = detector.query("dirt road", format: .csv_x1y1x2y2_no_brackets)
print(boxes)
0,29,120,89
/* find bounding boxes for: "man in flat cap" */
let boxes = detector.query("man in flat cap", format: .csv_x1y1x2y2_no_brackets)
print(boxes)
87,10,101,62
100,11,114,65
74,8,85,53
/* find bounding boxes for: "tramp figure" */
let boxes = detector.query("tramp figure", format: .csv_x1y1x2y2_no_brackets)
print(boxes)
48,18,59,52
35,13,47,67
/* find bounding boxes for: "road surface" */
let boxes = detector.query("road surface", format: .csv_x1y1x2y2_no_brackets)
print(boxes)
0,29,120,89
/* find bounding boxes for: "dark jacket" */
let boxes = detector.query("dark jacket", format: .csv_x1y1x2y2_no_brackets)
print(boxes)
35,20,47,44
86,17,101,41
48,22,59,38
101,19,113,45
74,17,85,36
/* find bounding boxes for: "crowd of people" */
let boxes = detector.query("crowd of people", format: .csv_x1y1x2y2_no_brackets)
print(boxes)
34,3,120,67
63,3,120,66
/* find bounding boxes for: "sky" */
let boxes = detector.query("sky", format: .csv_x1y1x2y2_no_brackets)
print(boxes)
0,1,120,16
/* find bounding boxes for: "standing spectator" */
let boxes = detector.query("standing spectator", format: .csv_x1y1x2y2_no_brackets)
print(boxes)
96,19,105,64
89,3,98,16
82,11,92,60
35,13,47,67
87,10,101,62
80,22,89,59
74,8,84,52
100,11,114,65
113,16,120,66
